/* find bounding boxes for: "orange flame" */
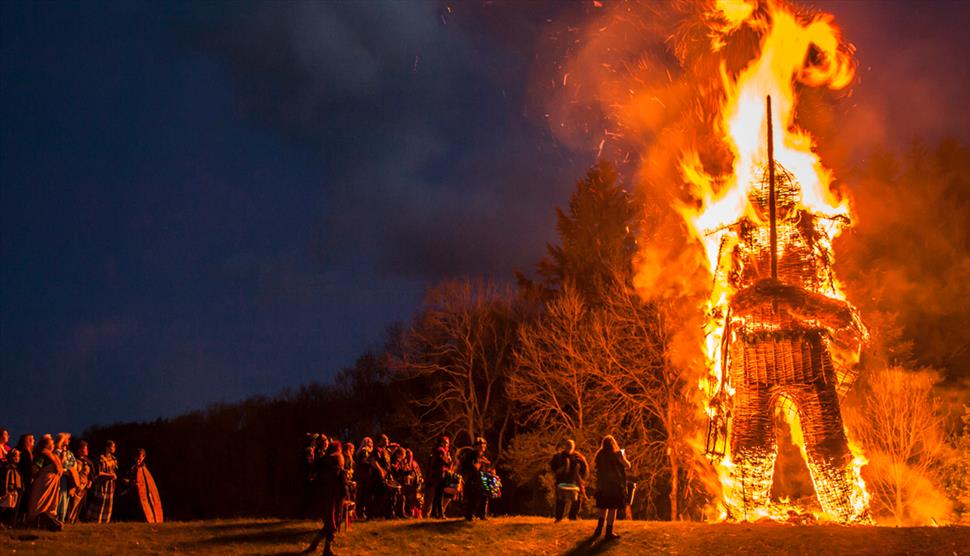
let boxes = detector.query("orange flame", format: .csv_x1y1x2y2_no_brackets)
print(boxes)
673,0,869,522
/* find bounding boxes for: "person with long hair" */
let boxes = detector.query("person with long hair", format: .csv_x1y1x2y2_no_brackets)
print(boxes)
66,440,93,524
592,435,630,540
82,440,118,523
54,433,77,522
26,435,63,530
15,434,34,525
0,449,24,526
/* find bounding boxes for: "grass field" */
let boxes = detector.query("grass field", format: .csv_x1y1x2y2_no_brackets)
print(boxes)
3,516,969,555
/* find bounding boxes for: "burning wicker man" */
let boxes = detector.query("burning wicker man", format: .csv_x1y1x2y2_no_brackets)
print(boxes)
706,157,871,524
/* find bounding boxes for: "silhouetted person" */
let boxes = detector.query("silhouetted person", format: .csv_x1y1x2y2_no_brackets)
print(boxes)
425,435,452,519
301,434,320,518
592,435,630,540
550,439,588,521
459,437,491,521
353,437,373,519
15,434,34,525
303,442,348,556
368,435,392,519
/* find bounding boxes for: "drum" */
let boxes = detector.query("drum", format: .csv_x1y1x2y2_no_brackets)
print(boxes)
557,483,580,502
442,471,461,498
481,471,502,499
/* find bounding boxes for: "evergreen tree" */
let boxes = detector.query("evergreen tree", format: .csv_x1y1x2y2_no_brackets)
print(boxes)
532,160,640,303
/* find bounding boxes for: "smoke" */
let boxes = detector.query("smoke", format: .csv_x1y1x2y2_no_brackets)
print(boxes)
181,2,586,280
529,0,970,382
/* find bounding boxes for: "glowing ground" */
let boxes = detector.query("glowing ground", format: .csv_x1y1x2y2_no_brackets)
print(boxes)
3,517,968,555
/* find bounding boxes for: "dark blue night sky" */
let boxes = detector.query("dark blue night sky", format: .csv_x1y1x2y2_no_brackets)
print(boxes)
2,1,968,434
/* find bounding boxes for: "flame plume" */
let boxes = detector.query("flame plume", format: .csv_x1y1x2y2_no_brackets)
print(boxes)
676,0,870,522
540,0,872,523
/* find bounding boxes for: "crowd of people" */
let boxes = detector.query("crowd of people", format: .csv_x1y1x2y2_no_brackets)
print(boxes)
2,423,634,552
299,432,500,554
0,427,156,531
299,431,633,555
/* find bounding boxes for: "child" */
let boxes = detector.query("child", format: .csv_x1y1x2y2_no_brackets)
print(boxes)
0,449,24,527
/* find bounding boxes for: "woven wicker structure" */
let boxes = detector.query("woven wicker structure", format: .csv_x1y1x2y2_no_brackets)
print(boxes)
717,162,869,523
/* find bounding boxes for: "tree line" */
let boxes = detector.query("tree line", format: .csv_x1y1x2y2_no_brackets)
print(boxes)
87,146,970,524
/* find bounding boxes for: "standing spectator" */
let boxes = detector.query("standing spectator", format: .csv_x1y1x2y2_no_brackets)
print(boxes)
0,449,23,526
368,435,392,519
303,442,348,556
551,439,589,522
26,435,63,531
459,437,491,521
54,433,77,522
66,441,93,524
353,437,373,519
83,440,118,523
424,435,452,519
121,448,163,523
341,442,356,520
402,449,423,518
0,428,10,461
592,435,630,540
15,434,34,525
341,443,355,479
301,434,320,519
389,447,410,518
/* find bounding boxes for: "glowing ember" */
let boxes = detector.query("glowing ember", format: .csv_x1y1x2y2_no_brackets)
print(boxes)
678,0,871,523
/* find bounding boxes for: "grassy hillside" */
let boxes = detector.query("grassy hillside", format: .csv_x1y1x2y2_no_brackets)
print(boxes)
3,517,968,555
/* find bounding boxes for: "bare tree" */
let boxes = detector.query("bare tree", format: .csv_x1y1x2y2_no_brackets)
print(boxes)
508,280,707,519
508,287,602,439
843,367,951,525
392,278,520,461
588,282,708,520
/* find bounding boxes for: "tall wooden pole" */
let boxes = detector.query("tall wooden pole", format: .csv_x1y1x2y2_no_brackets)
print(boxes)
767,95,778,279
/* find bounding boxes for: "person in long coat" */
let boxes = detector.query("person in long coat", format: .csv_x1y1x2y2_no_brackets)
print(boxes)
15,434,34,525
26,435,63,530
303,442,348,556
592,435,630,540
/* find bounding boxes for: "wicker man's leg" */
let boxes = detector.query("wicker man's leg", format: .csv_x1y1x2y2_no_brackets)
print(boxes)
794,381,868,523
730,379,776,518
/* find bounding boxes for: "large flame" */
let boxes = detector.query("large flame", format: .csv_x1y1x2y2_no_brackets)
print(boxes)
677,0,869,522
